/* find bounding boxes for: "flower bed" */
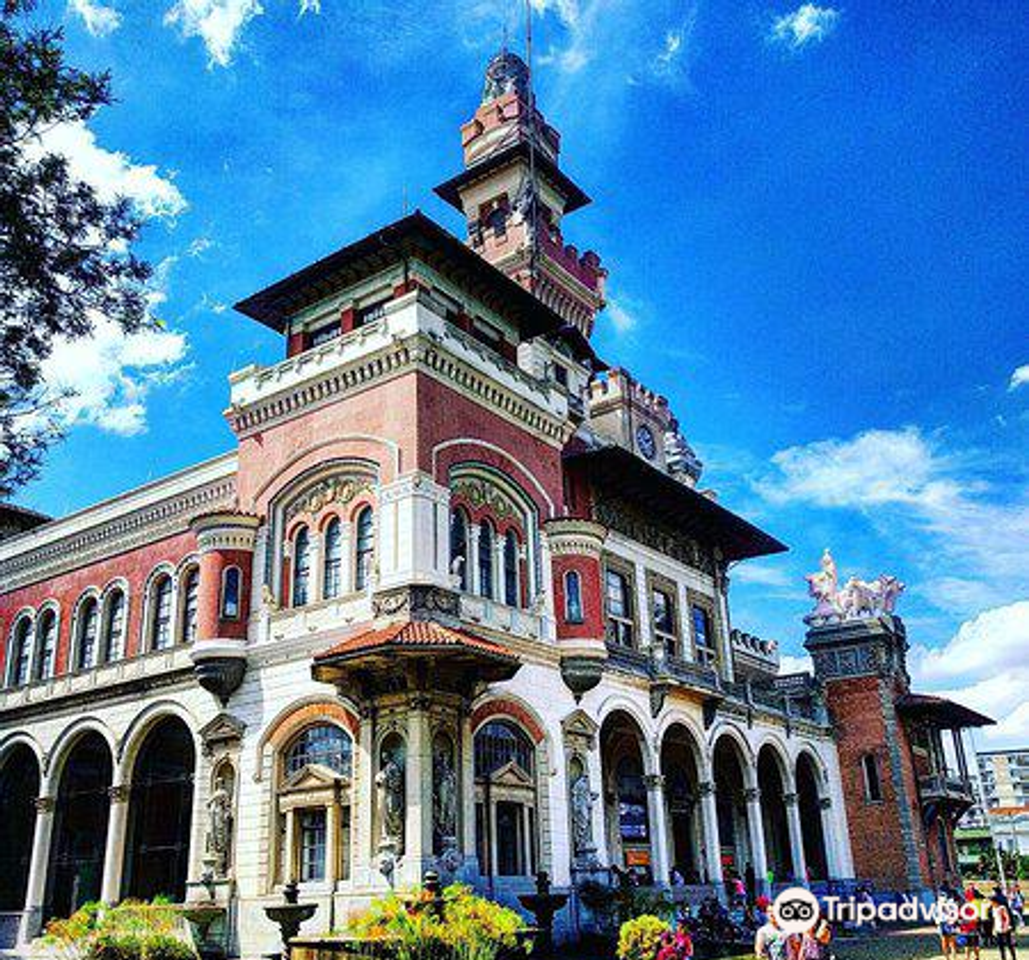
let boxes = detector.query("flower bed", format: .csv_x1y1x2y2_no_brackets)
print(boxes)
42,900,198,960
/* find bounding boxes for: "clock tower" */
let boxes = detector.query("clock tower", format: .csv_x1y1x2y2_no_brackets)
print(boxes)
434,49,607,337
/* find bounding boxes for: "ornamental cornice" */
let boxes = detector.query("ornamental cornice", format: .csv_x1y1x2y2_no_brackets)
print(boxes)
227,333,573,448
191,511,261,553
543,518,607,557
0,477,237,592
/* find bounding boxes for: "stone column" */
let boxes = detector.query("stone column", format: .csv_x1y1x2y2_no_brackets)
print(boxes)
818,796,839,879
783,792,808,883
468,526,481,596
100,783,130,903
402,700,434,882
744,787,769,896
698,781,723,886
21,795,56,942
351,714,375,886
460,713,478,876
326,799,341,886
309,531,324,604
644,773,669,885
284,809,298,884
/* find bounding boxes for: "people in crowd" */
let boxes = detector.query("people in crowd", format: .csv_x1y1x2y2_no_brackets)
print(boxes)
938,886,959,960
958,887,984,960
799,907,833,960
754,913,798,960
992,890,1018,960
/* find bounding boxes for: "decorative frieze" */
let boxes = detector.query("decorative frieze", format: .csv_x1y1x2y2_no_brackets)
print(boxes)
543,518,606,558
284,473,374,523
594,496,715,575
0,475,236,591
451,477,521,522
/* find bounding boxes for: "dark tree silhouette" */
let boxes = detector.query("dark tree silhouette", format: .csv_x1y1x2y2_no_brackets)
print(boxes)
1,0,153,496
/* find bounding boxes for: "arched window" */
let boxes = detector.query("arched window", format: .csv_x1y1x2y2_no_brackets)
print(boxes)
450,509,470,591
180,567,199,644
150,575,174,650
284,724,353,778
354,507,374,591
323,518,342,599
478,520,495,599
278,723,354,885
564,570,584,624
77,596,99,669
34,609,57,681
101,589,127,662
221,567,242,619
7,618,32,687
503,531,519,607
292,527,311,607
474,719,537,878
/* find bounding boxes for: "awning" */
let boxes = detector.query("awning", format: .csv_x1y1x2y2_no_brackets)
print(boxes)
895,693,995,729
311,619,521,696
565,445,787,562
434,141,591,214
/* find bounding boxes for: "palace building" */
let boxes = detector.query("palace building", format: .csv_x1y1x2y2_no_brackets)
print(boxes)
0,51,990,957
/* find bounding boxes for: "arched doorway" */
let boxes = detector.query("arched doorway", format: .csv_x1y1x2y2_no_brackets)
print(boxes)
0,745,40,910
122,718,195,902
712,736,751,880
757,745,793,884
601,711,652,881
796,753,829,881
46,732,112,921
660,725,702,883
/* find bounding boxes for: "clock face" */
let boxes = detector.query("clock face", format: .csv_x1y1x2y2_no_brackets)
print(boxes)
636,425,657,459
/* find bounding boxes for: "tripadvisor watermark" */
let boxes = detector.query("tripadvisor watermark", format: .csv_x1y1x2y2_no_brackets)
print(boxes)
771,886,987,933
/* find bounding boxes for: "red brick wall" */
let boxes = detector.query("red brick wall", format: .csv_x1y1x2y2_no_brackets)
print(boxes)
824,674,931,888
0,529,198,678
550,553,604,641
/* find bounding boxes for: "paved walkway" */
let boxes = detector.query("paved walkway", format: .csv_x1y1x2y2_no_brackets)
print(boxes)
731,925,1022,960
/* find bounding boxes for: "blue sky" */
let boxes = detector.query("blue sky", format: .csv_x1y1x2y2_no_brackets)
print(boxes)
18,1,1028,744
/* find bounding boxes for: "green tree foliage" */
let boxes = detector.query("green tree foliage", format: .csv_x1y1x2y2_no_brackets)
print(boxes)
1,0,153,496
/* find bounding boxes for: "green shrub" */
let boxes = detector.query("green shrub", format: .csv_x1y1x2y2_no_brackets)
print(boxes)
617,916,671,960
348,882,529,960
43,900,196,960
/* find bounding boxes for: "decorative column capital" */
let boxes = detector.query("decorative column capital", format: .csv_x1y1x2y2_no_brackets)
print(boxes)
108,783,131,804
34,795,56,813
818,795,833,810
698,780,715,797
643,773,665,791
783,792,798,808
744,787,761,804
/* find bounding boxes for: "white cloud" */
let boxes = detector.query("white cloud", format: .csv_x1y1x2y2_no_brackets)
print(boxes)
1009,364,1029,391
186,237,214,258
733,562,792,588
40,315,189,436
909,602,1029,749
770,3,840,49
756,427,1029,615
778,653,813,675
68,0,121,36
164,0,264,67
606,299,638,334
19,125,191,439
163,0,321,65
30,122,186,220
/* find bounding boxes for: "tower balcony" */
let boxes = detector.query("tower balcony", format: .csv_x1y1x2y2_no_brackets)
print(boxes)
919,771,976,811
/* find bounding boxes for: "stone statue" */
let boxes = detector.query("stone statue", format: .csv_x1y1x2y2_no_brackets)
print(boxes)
433,745,458,844
376,759,405,851
206,775,233,876
570,767,597,857
804,550,905,624
261,583,279,612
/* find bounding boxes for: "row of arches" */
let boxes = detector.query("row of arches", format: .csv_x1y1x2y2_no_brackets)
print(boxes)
601,710,834,888
5,563,200,689
0,717,195,922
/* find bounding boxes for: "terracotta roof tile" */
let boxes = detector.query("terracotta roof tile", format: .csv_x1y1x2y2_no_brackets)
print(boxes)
314,620,517,662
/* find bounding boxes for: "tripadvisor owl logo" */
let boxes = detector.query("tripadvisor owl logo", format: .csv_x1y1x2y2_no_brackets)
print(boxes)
772,887,820,935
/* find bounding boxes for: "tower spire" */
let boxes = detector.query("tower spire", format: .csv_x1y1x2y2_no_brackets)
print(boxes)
434,48,607,337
